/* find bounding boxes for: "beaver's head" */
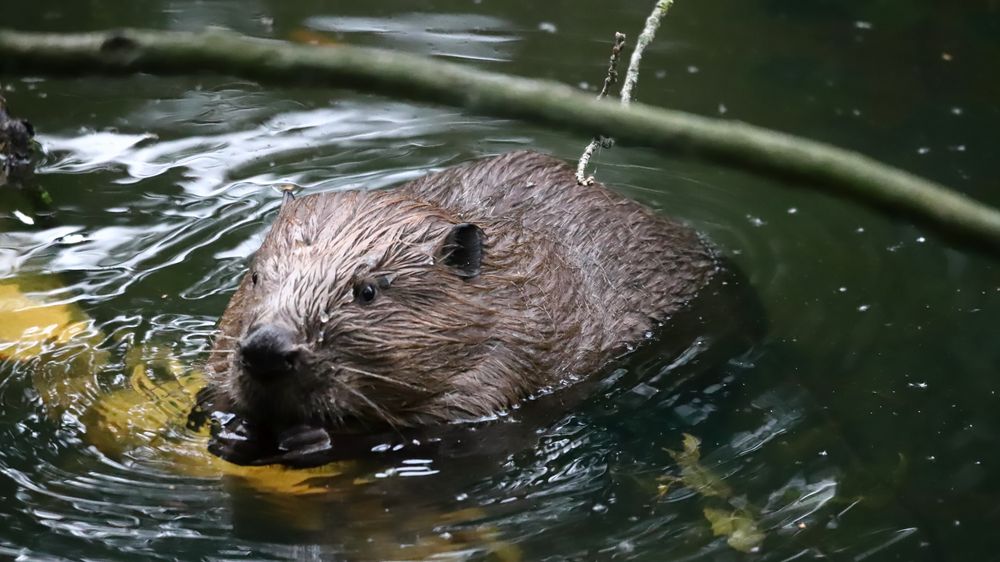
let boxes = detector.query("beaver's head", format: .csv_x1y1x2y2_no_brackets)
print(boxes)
206,189,553,436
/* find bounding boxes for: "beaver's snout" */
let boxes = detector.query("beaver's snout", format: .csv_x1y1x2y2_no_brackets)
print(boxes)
238,323,300,382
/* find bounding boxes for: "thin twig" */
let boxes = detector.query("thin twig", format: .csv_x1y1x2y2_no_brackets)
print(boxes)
576,32,626,185
1,29,999,253
621,0,674,106
596,32,627,100
577,0,674,184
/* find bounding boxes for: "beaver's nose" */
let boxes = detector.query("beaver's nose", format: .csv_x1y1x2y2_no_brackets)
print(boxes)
239,323,300,382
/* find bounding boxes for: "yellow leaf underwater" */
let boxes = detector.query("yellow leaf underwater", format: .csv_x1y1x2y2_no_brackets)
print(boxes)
660,433,766,554
0,277,92,361
665,433,732,499
703,507,765,553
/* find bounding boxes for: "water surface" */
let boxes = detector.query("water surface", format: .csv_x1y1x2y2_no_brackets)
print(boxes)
2,0,999,560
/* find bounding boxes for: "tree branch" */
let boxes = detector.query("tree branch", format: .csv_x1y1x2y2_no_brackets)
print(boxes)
0,28,998,253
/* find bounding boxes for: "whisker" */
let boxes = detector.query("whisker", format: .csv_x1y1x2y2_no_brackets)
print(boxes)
332,378,403,437
338,364,428,393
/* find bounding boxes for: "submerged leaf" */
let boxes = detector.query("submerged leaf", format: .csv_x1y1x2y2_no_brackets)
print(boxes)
0,277,92,361
664,433,732,499
659,434,766,553
703,507,765,553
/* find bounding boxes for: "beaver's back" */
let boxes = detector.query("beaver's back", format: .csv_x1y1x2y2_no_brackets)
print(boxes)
401,151,717,363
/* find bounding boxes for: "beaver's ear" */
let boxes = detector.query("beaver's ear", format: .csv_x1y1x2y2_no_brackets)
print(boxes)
438,223,484,279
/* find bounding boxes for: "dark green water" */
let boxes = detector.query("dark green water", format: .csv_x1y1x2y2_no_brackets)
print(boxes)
2,0,999,560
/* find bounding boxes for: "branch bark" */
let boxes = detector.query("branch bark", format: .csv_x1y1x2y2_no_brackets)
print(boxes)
1,28,999,253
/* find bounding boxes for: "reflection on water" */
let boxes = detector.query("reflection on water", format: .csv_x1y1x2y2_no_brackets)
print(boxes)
304,13,519,61
2,0,1000,560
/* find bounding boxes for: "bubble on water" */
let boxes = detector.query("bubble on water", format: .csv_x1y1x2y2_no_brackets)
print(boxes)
857,304,870,312
838,287,847,293
538,22,557,33
787,207,798,214
687,65,700,74
854,20,873,30
951,106,964,116
746,215,767,227
917,147,931,155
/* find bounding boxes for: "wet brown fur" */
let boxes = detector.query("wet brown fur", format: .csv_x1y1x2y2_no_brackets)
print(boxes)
206,151,717,431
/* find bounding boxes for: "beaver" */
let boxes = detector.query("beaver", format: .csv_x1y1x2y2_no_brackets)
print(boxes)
198,151,718,458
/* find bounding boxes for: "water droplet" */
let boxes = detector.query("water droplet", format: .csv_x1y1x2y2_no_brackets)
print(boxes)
838,287,847,293
916,236,926,243
718,103,727,115
917,147,931,155
12,209,34,225
687,65,700,74
787,207,798,214
951,106,964,116
538,22,557,33
857,304,870,312
854,20,873,30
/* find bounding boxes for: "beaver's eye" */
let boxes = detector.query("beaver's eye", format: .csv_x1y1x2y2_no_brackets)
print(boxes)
251,272,260,286
354,280,377,305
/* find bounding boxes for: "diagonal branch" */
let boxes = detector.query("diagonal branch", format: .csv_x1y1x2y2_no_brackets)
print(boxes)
0,29,998,253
